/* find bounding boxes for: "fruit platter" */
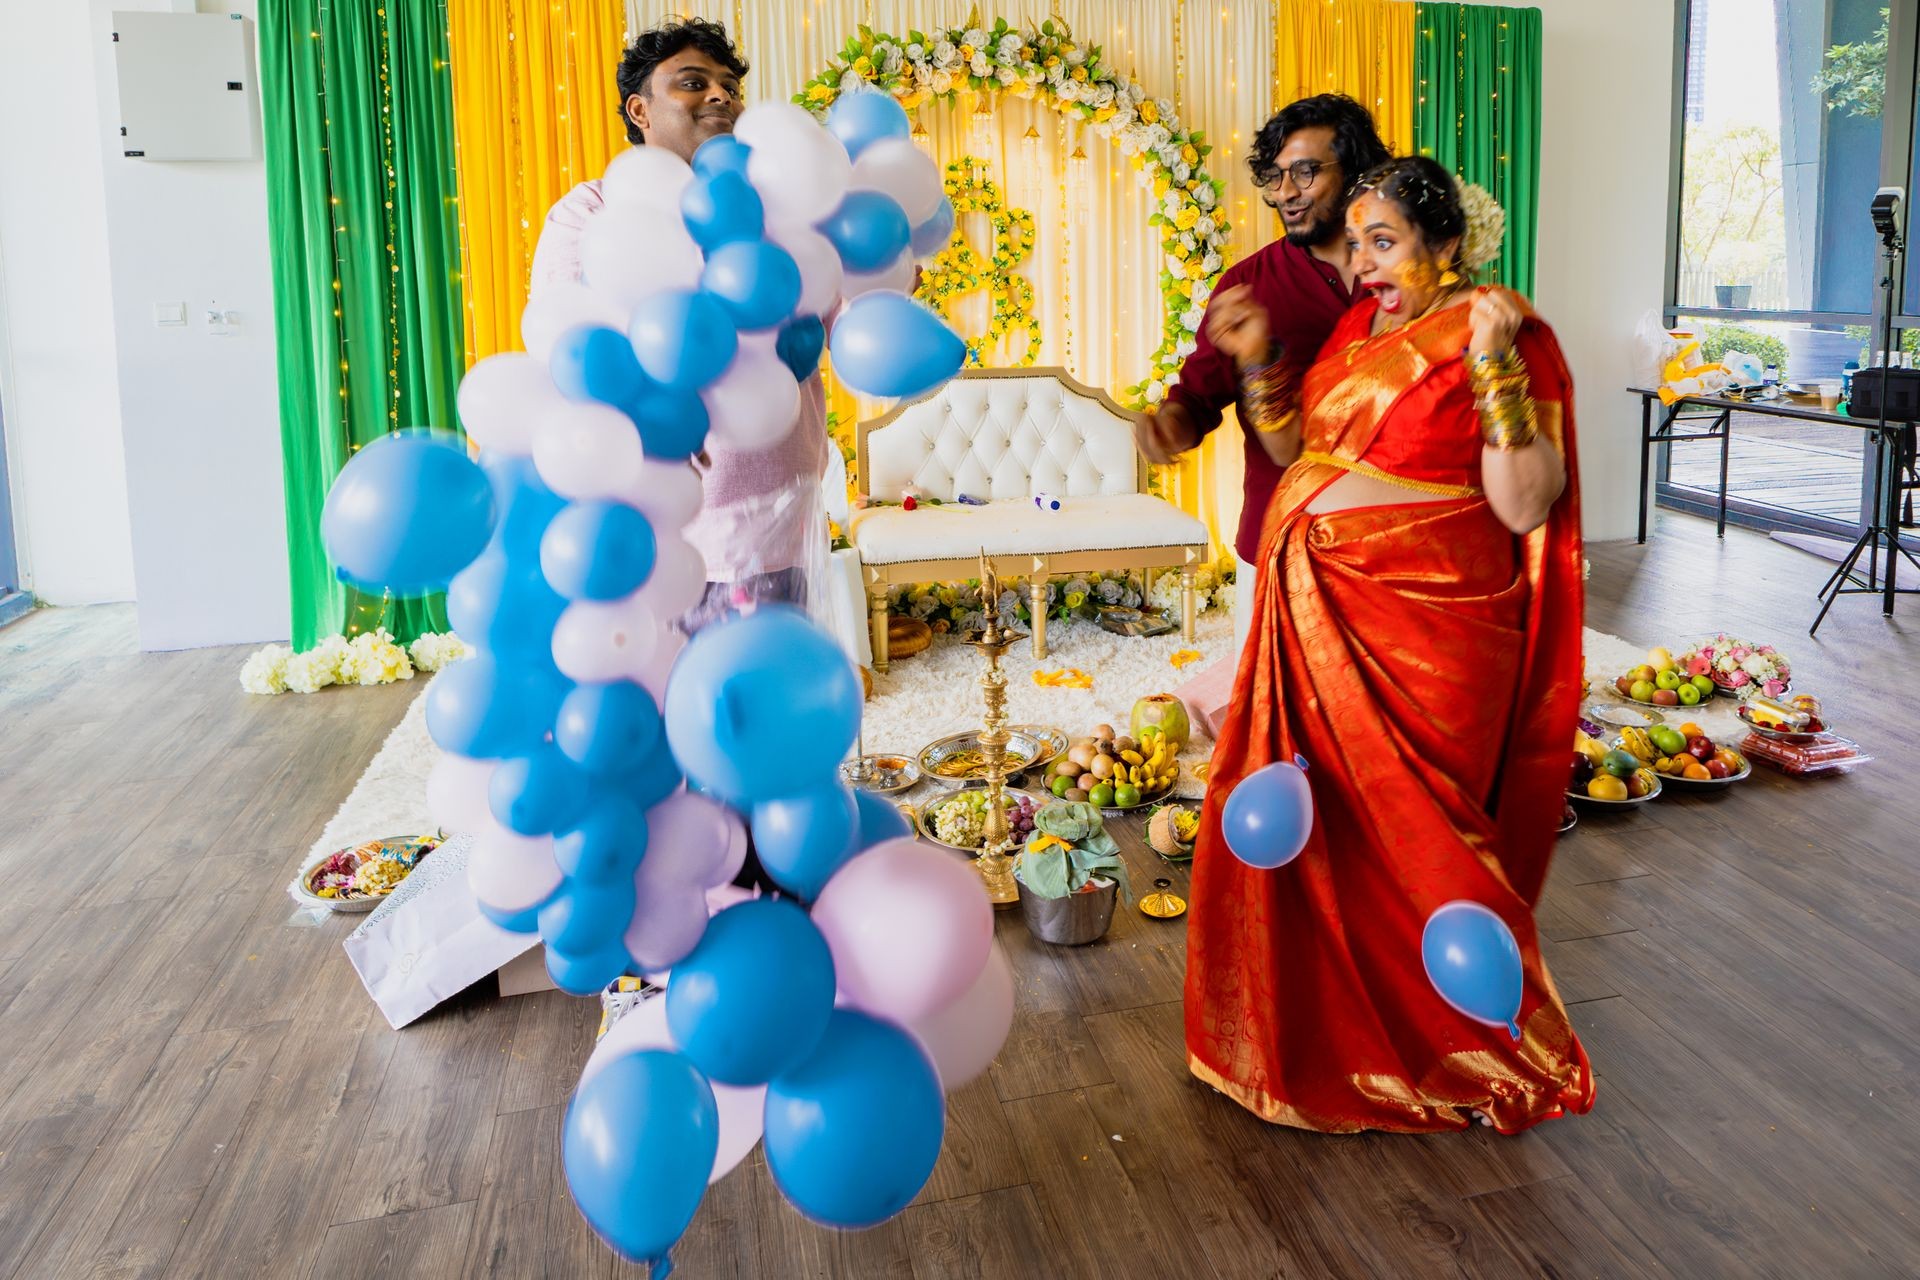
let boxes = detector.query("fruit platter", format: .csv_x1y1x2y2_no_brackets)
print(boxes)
1737,693,1829,744
918,727,1061,788
1735,693,1874,775
1044,721,1181,812
1615,721,1750,790
293,834,440,913
915,788,1043,854
1609,647,1719,710
1677,634,1791,699
1569,730,1662,805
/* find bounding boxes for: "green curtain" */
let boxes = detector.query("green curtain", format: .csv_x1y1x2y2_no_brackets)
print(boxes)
1412,3,1541,297
260,0,463,650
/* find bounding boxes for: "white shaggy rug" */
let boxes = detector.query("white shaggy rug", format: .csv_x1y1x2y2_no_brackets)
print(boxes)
304,616,1748,864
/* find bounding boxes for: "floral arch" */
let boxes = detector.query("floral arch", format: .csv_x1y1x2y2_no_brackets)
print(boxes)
797,15,1230,409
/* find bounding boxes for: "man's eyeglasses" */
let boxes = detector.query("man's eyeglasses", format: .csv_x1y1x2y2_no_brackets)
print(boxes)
1259,159,1332,192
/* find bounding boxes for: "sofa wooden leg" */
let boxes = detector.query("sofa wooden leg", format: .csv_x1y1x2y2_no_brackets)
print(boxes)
1030,579,1048,660
1181,566,1198,641
869,587,890,674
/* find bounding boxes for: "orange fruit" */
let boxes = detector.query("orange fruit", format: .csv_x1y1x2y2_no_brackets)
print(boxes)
1587,775,1629,801
1683,762,1711,781
1679,722,1704,738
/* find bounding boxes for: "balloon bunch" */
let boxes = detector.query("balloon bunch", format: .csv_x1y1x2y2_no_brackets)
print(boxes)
317,90,998,1276
1220,757,1526,1037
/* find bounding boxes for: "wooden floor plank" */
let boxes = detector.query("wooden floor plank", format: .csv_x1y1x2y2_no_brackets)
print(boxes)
308,1201,477,1279
459,1104,611,1280
899,1185,1055,1280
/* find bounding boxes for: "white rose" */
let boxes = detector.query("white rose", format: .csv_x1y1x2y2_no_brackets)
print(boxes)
930,69,954,94
1145,381,1167,404
933,40,957,67
1177,337,1197,358
1195,184,1216,208
969,52,991,77
881,45,904,75
1148,124,1171,149
839,68,863,91
1067,47,1087,65
997,33,1022,57
906,41,925,61
1166,253,1187,275
996,65,1017,85
963,28,988,49
1179,231,1197,252
1130,83,1148,104
1173,162,1192,184
1047,62,1067,85
1091,119,1113,139
1202,252,1222,273
1192,280,1214,305
1092,83,1114,107
1180,306,1204,330
1155,97,1176,122
1195,215,1216,237
1057,79,1080,102
1161,192,1182,217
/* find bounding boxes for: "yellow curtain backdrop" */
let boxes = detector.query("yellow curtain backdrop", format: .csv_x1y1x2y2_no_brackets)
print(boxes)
449,0,1416,551
449,0,632,365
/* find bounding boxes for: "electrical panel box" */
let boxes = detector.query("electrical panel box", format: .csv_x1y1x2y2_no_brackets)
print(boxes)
112,11,256,161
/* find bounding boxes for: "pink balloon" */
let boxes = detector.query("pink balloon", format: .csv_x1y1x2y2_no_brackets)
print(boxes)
456,354,567,457
700,348,800,451
550,593,663,684
810,839,994,1022
532,401,646,501
646,791,749,890
907,942,1014,1091
580,993,766,1183
621,458,704,531
623,876,708,971
520,280,628,365
425,751,495,835
840,253,915,300
634,535,705,620
767,221,844,318
469,821,563,914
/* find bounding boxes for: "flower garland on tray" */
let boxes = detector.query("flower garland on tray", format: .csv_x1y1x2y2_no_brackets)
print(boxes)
887,564,1234,633
796,14,1229,407
239,629,472,696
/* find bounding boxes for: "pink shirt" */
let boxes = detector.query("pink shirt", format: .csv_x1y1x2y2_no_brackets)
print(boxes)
531,177,830,581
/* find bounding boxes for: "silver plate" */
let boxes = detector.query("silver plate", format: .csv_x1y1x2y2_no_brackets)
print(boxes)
919,729,1051,789
1566,771,1663,806
1735,705,1825,744
839,754,922,795
1007,724,1069,775
1585,702,1667,728
914,788,1045,854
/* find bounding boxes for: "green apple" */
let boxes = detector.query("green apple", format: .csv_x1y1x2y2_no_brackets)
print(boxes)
1629,679,1657,702
1677,682,1702,706
1690,674,1717,694
1650,726,1688,756
1655,669,1683,691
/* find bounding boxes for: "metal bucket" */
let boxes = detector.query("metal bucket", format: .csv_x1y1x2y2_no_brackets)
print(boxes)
1017,876,1118,945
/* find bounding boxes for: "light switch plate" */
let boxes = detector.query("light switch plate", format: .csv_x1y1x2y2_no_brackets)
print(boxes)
154,302,187,327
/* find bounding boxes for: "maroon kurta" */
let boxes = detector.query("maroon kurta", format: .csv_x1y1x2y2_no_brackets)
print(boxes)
1164,238,1358,563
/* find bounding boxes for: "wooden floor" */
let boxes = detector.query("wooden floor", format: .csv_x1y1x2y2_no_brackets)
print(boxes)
2,513,1918,1279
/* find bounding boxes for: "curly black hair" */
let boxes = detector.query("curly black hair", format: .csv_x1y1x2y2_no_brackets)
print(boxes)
1351,156,1467,255
615,18,749,145
1246,93,1391,199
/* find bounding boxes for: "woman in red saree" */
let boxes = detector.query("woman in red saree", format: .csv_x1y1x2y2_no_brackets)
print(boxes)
1184,158,1594,1134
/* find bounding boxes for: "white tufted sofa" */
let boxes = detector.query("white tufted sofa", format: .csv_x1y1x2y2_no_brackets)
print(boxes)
848,368,1211,671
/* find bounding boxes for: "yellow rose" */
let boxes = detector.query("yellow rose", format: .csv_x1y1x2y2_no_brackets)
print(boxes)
806,83,834,102
1153,175,1170,198
1130,154,1146,170
1044,55,1060,68
853,55,872,75
1181,144,1198,165
959,44,975,59
1175,206,1199,230
1139,100,1160,123
1170,241,1190,260
1185,259,1208,279
1093,104,1116,122
1070,66,1088,81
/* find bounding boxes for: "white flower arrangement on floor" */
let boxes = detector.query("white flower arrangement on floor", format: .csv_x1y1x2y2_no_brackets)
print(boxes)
240,629,471,696
888,565,1234,633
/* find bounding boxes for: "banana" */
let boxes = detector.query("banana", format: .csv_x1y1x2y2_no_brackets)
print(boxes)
1620,727,1657,763
1120,749,1145,766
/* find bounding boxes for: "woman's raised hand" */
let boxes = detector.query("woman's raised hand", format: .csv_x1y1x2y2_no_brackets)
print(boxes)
1467,286,1524,359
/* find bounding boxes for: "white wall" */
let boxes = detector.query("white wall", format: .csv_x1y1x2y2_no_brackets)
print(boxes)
1518,0,1679,542
89,0,289,650
0,0,138,606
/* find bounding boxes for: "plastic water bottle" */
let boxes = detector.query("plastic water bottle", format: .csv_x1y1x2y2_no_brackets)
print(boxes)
1764,363,1779,387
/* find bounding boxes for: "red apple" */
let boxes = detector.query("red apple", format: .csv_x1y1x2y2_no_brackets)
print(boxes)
1704,759,1732,780
1614,675,1635,696
1651,689,1679,706
1687,735,1715,762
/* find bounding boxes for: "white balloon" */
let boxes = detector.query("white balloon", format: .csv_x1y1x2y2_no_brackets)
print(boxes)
700,348,801,450
635,629,684,702
550,592,662,684
580,993,767,1182
531,401,646,500
601,146,694,212
850,137,943,226
634,535,706,621
620,457,704,530
426,751,496,835
738,103,850,226
767,221,844,317
840,252,916,300
456,354,566,457
469,821,563,914
520,280,628,365
906,943,1014,1090
623,877,708,971
581,205,703,311
646,791,750,889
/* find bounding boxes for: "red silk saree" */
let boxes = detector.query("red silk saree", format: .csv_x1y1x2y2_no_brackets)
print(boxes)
1183,298,1594,1134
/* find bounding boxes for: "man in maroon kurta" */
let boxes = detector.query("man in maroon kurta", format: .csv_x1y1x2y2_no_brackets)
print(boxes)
1136,95,1391,567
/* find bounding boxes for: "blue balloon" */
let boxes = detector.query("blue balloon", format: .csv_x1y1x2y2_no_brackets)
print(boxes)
478,897,546,934
909,196,956,257
425,653,567,758
764,1009,943,1228
549,325,647,407
539,501,658,602
629,289,739,391
1422,901,1525,1039
480,453,567,564
852,789,911,849
816,190,912,273
321,429,495,594
828,293,966,399
1221,760,1315,869
701,240,802,331
666,899,836,1086
628,380,710,460
680,169,764,251
663,606,862,806
445,549,567,662
555,793,650,884
564,1050,718,1267
546,942,633,997
539,879,636,956
623,754,684,811
691,133,752,179
556,680,663,775
826,91,911,161
774,315,827,384
489,743,591,836
750,783,860,900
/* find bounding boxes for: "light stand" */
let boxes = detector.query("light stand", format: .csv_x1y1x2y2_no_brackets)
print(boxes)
1810,189,1920,635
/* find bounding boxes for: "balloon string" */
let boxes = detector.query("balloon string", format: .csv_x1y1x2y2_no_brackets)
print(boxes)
1506,1019,1521,1041
650,1254,675,1280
